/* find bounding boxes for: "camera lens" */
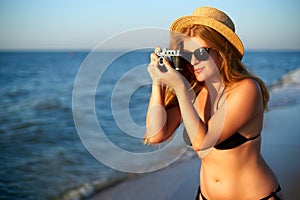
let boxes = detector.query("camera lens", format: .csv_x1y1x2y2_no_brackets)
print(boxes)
158,57,164,66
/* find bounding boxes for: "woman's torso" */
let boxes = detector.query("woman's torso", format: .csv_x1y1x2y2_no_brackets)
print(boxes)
199,139,279,199
194,83,279,199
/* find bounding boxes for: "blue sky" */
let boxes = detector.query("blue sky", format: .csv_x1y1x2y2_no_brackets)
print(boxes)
0,0,299,50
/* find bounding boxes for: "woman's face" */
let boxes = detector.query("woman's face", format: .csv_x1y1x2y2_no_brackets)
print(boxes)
183,37,221,83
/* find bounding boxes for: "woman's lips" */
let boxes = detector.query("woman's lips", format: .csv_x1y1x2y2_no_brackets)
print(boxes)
194,67,205,74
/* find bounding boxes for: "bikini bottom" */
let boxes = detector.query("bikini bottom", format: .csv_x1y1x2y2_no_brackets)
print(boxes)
196,185,282,200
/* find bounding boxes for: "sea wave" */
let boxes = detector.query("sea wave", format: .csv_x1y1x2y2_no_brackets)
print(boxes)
51,173,141,200
52,148,196,200
269,67,300,108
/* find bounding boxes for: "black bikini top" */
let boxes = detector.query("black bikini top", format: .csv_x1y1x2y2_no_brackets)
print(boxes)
214,132,261,150
183,129,261,150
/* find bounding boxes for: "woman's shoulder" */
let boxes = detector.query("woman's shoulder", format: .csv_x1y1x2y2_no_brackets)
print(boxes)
224,78,264,116
226,78,262,100
228,78,260,92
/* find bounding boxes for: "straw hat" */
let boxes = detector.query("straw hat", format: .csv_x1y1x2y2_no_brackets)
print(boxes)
170,6,244,57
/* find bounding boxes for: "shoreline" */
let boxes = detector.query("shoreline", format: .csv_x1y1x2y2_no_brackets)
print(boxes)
88,104,300,200
90,156,201,200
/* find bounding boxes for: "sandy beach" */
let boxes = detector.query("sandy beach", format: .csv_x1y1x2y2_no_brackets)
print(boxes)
90,105,300,200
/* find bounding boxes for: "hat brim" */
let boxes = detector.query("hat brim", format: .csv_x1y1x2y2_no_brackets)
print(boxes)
170,16,244,57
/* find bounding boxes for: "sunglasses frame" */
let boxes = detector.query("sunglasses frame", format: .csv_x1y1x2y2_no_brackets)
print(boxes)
181,47,211,62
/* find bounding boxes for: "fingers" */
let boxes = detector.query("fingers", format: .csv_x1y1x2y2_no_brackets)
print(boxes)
150,46,162,65
154,46,162,55
148,55,158,75
150,53,158,64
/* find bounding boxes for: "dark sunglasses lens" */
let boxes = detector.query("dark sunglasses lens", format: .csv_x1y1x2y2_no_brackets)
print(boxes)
194,48,209,61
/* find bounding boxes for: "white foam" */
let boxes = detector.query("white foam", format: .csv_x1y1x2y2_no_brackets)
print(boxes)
269,68,300,108
280,68,300,86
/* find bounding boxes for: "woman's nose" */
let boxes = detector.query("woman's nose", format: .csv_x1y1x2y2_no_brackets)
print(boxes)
190,54,200,66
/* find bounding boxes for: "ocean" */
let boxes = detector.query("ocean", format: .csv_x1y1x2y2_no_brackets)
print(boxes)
0,50,300,199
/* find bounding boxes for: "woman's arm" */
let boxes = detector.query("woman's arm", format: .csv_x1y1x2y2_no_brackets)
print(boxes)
144,53,181,144
174,80,208,150
144,83,181,144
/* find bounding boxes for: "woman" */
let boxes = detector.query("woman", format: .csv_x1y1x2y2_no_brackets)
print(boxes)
144,6,283,200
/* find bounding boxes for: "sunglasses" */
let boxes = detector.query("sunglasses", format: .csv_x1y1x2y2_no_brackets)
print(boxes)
181,47,211,62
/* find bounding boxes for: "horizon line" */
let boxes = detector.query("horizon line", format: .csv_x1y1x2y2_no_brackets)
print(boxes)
1,48,300,53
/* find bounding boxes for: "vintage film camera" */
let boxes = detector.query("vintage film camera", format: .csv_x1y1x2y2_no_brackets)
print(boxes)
154,48,184,71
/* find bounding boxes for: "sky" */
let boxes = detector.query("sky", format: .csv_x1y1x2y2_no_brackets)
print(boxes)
0,0,300,51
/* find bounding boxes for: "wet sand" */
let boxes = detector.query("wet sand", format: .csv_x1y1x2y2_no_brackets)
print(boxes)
91,105,300,200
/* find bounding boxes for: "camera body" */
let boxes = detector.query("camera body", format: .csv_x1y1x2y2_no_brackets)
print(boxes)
154,48,183,71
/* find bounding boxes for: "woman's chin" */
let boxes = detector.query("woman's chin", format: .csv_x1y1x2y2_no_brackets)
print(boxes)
195,74,205,82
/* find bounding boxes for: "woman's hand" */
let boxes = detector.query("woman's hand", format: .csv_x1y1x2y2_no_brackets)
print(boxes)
147,48,185,91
